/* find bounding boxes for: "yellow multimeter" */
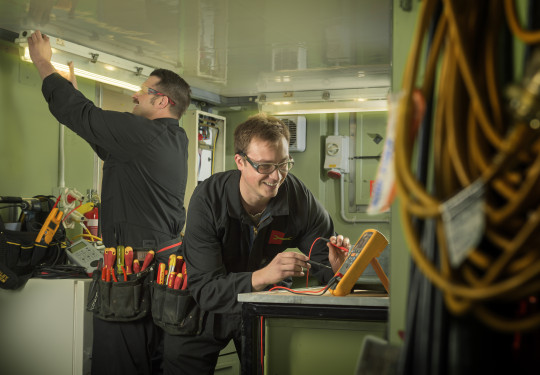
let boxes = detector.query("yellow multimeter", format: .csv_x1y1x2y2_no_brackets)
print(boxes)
35,208,63,246
330,229,389,296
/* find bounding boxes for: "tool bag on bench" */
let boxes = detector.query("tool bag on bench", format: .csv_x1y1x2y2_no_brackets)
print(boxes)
0,197,63,290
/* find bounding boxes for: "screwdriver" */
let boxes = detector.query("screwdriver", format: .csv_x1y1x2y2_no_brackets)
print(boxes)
141,250,155,272
116,245,125,274
320,237,349,253
173,273,183,289
157,262,166,285
180,262,188,290
124,246,134,274
166,254,176,285
175,255,184,273
133,259,141,273
167,272,176,288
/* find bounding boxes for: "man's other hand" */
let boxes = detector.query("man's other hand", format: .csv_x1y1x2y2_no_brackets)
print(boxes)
58,61,78,89
251,252,310,291
328,235,350,272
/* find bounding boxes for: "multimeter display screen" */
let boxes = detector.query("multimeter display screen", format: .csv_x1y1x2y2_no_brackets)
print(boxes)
70,241,88,253
338,231,373,273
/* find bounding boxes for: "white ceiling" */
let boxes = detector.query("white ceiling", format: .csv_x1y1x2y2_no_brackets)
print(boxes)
0,0,392,101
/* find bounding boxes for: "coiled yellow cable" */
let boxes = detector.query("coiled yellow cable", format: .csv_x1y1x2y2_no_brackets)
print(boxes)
395,0,540,332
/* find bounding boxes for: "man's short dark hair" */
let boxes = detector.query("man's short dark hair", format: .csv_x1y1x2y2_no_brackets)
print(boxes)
234,113,290,154
150,69,191,118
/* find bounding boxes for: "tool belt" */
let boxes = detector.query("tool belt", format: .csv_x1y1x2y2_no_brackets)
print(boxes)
151,283,204,336
87,266,153,322
149,240,204,335
87,239,203,334
0,205,61,290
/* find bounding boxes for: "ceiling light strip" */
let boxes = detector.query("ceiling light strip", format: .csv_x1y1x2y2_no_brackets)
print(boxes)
50,61,140,91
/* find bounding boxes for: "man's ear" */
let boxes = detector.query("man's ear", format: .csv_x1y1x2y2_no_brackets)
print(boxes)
157,96,169,109
234,153,244,170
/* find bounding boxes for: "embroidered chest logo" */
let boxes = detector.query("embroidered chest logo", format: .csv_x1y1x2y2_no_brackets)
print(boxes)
269,230,293,245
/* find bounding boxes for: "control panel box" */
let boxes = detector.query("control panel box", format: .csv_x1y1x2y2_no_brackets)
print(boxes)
324,135,350,173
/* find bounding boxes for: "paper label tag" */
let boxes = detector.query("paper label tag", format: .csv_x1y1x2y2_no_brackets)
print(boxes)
367,93,400,214
441,179,485,267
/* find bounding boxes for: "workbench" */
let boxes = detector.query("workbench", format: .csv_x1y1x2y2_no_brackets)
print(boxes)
238,288,389,375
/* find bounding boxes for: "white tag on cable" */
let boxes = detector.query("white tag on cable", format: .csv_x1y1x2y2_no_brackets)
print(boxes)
367,93,400,214
441,179,485,267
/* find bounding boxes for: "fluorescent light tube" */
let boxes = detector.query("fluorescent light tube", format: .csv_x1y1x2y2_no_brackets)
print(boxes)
16,31,153,92
50,60,141,91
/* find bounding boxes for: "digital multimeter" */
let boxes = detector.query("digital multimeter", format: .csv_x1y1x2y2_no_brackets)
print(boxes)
330,229,389,296
66,239,104,275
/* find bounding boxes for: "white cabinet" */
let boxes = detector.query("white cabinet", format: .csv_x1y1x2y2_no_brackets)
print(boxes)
183,110,226,215
0,278,93,375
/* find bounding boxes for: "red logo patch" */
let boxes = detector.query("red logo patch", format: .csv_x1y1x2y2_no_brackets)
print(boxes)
269,230,286,245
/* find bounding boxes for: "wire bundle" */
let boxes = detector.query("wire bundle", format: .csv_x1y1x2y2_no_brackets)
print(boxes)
396,0,540,331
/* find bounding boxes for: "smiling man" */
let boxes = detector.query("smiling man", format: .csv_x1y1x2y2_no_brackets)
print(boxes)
27,30,191,375
164,113,350,374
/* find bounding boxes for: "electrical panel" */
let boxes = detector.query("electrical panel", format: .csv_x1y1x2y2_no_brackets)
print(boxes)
183,110,226,217
324,135,350,173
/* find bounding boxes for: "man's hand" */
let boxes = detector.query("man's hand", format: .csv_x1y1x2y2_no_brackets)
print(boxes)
327,235,350,273
58,61,78,89
27,30,56,80
251,252,310,291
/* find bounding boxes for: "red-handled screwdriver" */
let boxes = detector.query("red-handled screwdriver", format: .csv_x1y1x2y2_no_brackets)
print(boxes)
124,247,133,275
104,247,116,282
180,262,188,290
175,255,184,273
133,259,141,273
140,250,154,272
166,254,176,286
173,273,183,289
157,262,166,285
167,272,176,288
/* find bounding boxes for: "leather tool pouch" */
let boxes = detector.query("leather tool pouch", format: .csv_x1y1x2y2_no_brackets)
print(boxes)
151,283,204,336
87,266,153,322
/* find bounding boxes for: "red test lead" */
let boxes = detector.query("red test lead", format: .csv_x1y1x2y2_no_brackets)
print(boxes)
320,237,349,253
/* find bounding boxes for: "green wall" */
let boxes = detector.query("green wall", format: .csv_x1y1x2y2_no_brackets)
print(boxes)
0,40,95,211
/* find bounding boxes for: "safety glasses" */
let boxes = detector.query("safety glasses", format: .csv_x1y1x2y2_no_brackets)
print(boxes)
140,85,176,106
239,152,294,174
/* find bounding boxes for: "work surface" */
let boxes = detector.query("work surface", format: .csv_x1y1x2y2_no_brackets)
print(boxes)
239,286,389,375
238,287,389,307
